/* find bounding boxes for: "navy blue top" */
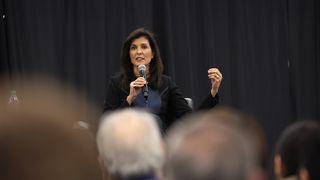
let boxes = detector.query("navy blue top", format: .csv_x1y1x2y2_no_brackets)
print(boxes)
132,89,161,115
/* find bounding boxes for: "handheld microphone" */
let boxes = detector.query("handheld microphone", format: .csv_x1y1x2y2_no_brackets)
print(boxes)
138,64,149,99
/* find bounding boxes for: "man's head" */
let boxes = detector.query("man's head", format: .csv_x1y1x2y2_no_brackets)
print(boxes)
0,77,103,180
97,108,164,179
166,107,265,180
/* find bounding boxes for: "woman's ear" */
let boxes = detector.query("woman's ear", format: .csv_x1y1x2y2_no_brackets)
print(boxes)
274,154,287,179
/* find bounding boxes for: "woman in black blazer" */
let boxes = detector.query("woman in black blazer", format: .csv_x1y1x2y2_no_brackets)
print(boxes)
103,28,223,131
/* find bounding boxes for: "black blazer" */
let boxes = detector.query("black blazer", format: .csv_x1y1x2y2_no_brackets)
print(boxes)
103,74,219,130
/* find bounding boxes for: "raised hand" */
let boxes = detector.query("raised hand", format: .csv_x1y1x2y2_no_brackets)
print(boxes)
208,68,223,97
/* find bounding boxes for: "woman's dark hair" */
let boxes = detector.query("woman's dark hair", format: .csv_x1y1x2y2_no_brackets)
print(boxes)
120,28,164,90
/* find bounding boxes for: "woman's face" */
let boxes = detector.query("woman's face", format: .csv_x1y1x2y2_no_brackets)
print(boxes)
129,36,154,67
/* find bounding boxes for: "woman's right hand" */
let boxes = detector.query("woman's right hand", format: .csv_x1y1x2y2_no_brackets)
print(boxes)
127,77,147,105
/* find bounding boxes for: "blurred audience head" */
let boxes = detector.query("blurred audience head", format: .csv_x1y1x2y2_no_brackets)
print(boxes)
0,77,103,180
274,120,320,180
97,108,165,180
166,106,267,180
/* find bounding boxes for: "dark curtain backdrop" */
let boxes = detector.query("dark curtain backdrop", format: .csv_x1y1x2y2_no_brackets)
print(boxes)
0,0,319,171
0,0,9,76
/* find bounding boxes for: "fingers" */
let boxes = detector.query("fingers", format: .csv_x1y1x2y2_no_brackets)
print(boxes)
208,75,220,83
208,68,223,81
130,77,147,88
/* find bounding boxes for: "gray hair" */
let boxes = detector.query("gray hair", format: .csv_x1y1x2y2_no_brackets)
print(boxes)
97,108,164,178
166,110,258,180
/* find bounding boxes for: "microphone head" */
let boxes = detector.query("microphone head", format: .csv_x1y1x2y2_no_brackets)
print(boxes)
138,64,146,76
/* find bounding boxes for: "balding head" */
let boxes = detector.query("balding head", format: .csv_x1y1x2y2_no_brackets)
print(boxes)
166,107,263,180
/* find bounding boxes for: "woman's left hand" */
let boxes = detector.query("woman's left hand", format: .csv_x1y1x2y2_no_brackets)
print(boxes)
208,68,223,97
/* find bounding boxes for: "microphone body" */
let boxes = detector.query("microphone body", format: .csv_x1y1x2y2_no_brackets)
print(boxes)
138,65,149,99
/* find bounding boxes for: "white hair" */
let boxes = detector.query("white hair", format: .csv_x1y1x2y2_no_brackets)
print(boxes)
97,108,164,178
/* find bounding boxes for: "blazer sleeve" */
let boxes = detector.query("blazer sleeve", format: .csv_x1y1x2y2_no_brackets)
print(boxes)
166,76,219,119
167,77,192,119
103,77,130,112
198,93,219,110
